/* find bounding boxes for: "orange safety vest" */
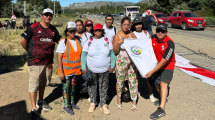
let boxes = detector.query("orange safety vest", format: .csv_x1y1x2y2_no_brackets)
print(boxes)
58,37,82,76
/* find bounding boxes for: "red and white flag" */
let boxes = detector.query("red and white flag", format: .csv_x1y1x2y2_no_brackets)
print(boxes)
175,54,215,86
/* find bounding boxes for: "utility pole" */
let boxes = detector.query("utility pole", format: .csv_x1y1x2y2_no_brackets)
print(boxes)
54,0,55,16
115,5,117,15
24,0,26,16
11,0,14,13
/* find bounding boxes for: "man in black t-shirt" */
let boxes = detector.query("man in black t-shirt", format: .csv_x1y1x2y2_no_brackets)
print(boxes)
20,8,61,120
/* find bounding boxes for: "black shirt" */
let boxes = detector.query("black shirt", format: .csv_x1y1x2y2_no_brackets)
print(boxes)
21,22,61,66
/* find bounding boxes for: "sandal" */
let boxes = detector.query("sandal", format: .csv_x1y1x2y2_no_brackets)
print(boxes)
100,104,110,115
88,104,95,113
131,104,137,111
116,104,122,110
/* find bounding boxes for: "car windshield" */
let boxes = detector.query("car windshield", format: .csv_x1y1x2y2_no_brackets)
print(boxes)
155,14,167,17
119,13,124,15
127,8,138,11
182,13,198,17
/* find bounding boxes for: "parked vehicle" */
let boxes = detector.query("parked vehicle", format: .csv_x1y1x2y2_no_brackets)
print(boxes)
153,13,169,26
168,10,206,30
124,6,140,22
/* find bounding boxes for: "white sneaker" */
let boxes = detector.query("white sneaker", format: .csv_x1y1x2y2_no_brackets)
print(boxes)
149,94,156,103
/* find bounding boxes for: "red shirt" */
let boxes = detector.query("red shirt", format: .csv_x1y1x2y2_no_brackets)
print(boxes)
21,22,61,66
151,35,176,70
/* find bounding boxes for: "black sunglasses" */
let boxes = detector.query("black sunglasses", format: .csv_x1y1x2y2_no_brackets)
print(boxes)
94,29,102,32
43,13,53,17
156,29,166,33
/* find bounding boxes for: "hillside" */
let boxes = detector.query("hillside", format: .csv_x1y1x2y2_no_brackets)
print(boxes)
65,1,134,9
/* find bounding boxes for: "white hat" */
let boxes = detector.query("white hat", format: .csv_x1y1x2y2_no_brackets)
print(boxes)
43,8,53,15
67,22,76,31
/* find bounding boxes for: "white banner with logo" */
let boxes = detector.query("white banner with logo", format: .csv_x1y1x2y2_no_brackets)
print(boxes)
121,38,157,78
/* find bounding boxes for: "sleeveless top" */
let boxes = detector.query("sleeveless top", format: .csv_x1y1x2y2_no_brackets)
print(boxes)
117,33,132,58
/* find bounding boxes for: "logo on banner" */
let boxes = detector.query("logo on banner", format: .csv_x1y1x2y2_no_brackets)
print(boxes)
131,46,142,57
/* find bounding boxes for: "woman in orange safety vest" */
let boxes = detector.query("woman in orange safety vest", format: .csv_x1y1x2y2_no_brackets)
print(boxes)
56,22,82,115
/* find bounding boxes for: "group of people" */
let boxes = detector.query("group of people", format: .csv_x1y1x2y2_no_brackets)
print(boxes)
20,8,175,120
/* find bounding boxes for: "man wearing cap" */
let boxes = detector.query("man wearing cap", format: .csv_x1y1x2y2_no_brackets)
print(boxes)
20,8,61,120
11,13,16,29
145,23,175,119
142,10,158,36
103,14,118,43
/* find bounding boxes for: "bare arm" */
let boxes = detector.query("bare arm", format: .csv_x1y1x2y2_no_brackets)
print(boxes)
113,34,123,55
152,13,158,23
20,37,28,52
57,53,65,80
145,58,168,78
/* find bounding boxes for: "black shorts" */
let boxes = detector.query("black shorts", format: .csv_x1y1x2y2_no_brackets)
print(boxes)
149,69,174,89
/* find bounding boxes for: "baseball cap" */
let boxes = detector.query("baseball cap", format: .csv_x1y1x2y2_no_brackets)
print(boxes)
93,23,103,30
133,17,142,24
67,22,76,31
43,8,53,15
84,20,93,26
145,10,152,15
156,23,167,31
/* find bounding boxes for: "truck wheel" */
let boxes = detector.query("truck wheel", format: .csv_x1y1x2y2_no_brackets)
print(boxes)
181,23,187,30
199,28,205,31
168,21,172,28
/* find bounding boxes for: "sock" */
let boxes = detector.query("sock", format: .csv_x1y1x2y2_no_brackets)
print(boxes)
31,108,37,111
38,100,43,104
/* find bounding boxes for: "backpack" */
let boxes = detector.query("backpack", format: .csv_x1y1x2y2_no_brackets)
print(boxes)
88,37,109,47
142,16,149,30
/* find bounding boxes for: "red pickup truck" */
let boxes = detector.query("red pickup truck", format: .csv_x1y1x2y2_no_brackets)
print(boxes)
168,11,206,30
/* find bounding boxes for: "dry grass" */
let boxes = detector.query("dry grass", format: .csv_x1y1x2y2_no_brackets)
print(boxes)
0,17,87,73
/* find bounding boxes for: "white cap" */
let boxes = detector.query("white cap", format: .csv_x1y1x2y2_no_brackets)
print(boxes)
67,22,76,31
43,8,53,15
145,10,152,15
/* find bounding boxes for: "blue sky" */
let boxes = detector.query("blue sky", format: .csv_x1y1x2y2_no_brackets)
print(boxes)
58,0,142,7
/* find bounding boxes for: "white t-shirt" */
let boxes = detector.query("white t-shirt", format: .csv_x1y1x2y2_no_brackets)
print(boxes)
133,31,150,39
121,38,157,78
83,37,113,73
56,38,77,53
103,24,118,43
56,38,78,76
76,33,88,47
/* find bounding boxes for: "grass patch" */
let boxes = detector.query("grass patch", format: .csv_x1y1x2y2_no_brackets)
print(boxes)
0,17,87,73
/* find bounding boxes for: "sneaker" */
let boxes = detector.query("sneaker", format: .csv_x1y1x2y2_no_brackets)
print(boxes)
71,102,80,110
30,109,38,120
150,107,165,119
36,100,52,110
149,94,156,103
62,106,74,115
154,99,168,106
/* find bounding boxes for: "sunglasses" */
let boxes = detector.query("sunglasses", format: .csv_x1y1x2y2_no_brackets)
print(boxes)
43,13,53,17
156,29,166,33
94,29,102,32
86,25,92,27
69,30,76,33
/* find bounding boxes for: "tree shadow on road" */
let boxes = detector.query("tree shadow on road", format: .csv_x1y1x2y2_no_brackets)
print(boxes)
0,100,46,120
0,54,27,75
